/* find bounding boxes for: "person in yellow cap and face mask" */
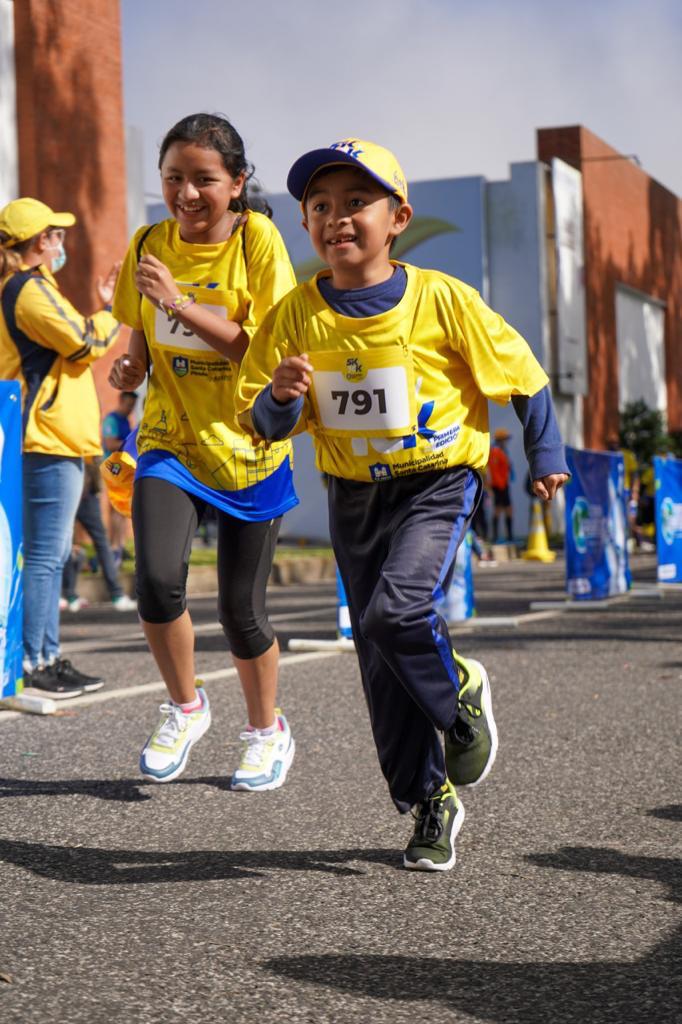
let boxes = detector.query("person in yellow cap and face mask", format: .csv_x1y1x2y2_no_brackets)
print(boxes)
0,197,121,698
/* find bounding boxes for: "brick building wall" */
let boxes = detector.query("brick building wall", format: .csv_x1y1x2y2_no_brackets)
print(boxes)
13,0,130,408
538,125,682,447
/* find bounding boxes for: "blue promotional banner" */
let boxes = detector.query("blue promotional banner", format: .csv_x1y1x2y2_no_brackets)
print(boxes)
0,381,23,697
654,455,682,584
564,447,630,600
439,530,475,622
336,566,353,639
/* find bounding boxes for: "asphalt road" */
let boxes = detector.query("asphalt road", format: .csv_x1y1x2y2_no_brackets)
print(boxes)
1,556,680,1024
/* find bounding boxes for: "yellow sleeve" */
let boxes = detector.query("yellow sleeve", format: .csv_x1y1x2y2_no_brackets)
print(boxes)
112,225,148,330
454,289,548,405
16,275,120,363
241,215,297,339
235,290,309,436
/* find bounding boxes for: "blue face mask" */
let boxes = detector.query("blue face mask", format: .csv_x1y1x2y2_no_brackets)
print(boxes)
50,243,67,273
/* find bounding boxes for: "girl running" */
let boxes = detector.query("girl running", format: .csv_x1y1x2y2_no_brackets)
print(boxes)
109,113,297,790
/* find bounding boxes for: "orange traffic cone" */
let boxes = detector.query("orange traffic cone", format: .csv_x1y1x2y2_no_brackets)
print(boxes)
522,498,556,563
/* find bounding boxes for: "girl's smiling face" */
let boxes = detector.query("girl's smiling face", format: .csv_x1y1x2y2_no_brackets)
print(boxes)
160,142,245,244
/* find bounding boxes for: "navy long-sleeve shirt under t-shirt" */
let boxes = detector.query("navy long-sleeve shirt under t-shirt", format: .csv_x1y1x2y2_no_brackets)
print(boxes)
252,266,568,481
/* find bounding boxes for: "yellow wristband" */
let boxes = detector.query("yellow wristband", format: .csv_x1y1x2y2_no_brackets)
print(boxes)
159,294,195,320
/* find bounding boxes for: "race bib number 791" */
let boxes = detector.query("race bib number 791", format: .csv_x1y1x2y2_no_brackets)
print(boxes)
308,347,417,437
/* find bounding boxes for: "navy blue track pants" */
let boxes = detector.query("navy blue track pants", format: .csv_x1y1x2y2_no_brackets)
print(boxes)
328,466,481,813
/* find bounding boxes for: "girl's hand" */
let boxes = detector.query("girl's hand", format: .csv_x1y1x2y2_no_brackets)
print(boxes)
96,261,122,307
272,355,313,404
533,473,569,501
135,254,179,306
109,353,147,390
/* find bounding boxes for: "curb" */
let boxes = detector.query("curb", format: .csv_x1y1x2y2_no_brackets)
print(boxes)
72,555,337,602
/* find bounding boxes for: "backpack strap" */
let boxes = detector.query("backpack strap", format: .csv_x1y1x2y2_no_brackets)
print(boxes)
241,216,248,271
1,270,59,435
136,223,157,263
1,269,36,338
134,224,157,373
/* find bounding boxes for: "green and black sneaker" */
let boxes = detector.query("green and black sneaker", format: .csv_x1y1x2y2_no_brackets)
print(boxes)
403,779,465,872
445,653,498,788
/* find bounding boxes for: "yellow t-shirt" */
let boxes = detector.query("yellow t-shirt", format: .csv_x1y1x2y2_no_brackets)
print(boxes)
621,448,638,491
112,213,297,491
0,265,120,457
236,264,549,483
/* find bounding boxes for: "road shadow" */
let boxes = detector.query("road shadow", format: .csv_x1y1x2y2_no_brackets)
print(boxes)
0,774,254,802
647,804,682,822
0,776,153,803
0,838,396,884
525,844,680,903
264,832,682,1023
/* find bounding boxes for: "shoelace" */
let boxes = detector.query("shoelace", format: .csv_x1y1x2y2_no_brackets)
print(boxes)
455,660,482,721
451,712,478,745
238,729,276,768
153,704,188,748
412,791,446,841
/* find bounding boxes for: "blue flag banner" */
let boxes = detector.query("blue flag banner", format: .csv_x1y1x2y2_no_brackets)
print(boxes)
0,381,23,697
564,447,630,600
654,456,682,584
439,530,475,622
336,566,353,639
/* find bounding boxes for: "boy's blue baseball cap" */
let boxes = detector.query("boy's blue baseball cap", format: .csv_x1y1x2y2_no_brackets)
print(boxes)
287,138,408,206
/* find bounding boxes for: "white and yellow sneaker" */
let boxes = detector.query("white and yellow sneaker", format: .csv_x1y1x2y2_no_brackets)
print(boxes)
230,710,295,791
139,685,211,783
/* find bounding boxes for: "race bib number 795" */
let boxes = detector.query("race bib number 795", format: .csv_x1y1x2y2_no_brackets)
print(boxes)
154,304,227,352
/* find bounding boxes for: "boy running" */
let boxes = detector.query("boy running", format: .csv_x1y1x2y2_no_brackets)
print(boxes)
236,139,569,870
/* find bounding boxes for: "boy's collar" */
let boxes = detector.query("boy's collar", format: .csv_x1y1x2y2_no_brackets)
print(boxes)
315,260,406,294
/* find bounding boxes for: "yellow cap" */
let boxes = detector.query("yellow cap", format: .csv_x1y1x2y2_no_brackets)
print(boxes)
287,138,408,206
101,450,136,518
0,198,76,246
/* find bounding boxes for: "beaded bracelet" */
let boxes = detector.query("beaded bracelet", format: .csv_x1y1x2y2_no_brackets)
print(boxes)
158,294,196,320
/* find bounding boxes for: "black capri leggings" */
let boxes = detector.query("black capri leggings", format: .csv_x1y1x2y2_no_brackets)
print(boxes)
132,476,281,659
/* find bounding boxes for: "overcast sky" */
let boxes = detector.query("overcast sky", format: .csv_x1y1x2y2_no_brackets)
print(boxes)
121,0,682,202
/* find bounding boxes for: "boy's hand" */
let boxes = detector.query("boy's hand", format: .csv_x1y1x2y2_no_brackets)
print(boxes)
532,473,569,501
109,354,147,390
272,354,313,404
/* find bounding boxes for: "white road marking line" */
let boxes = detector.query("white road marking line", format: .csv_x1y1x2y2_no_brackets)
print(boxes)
0,710,22,724
60,650,345,708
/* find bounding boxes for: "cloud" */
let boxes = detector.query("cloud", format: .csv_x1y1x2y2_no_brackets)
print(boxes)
121,0,682,198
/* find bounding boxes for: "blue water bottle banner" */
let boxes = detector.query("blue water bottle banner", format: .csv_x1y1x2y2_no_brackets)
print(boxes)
0,381,23,697
564,447,630,600
654,455,682,583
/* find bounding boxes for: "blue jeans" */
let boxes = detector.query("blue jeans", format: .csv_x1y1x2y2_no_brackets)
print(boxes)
62,490,123,601
23,453,83,669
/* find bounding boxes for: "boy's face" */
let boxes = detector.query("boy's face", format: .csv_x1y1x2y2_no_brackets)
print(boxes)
302,166,412,289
